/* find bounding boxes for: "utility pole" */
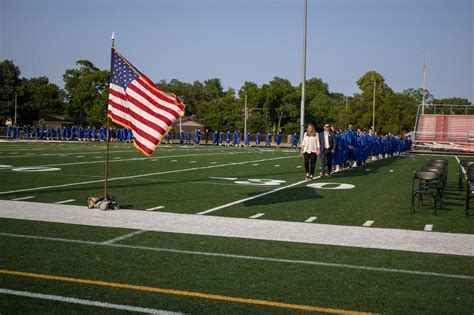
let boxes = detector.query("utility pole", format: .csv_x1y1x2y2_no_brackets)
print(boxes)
299,0,308,143
372,73,376,131
244,92,248,136
421,50,427,115
14,91,17,125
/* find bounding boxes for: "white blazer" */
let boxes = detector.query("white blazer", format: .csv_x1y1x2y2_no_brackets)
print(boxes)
301,132,320,153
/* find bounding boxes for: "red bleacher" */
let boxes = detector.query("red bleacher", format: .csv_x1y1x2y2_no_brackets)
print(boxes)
415,114,474,152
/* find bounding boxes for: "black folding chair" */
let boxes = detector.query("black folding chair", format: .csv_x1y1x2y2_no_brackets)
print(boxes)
411,171,440,215
421,166,445,207
466,172,474,217
458,160,474,190
426,161,448,187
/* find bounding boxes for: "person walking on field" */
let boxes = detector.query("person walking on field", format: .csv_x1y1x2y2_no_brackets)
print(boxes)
319,123,337,176
301,123,320,180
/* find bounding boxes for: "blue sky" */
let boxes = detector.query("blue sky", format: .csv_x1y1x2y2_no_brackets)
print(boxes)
1,0,472,101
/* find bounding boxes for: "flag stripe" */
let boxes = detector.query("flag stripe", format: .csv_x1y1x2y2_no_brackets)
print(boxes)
107,106,158,149
134,78,184,115
129,81,181,120
108,99,165,144
109,91,170,134
138,74,185,111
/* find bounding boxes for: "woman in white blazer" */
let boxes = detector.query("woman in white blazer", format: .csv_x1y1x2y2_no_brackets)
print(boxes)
300,123,320,180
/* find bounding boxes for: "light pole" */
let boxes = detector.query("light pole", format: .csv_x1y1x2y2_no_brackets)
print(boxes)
421,50,427,115
299,0,308,143
14,91,17,125
372,74,376,131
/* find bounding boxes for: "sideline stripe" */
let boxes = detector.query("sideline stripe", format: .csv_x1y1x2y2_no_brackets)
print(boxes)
249,213,265,219
11,196,34,201
1,232,472,281
101,230,146,245
0,269,371,314
0,288,180,315
54,199,75,204
0,156,297,196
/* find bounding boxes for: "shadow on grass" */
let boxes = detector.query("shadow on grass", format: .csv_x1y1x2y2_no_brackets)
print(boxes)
243,186,322,207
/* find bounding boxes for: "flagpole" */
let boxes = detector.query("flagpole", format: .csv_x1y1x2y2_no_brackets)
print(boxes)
104,32,115,198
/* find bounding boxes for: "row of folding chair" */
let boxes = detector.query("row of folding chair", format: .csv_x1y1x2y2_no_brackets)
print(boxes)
411,159,448,215
460,160,474,217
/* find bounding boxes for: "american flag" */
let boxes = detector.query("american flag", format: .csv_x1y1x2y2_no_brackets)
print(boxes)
107,49,184,156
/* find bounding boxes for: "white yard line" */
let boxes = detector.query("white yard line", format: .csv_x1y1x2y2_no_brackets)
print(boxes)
0,156,297,196
424,224,433,232
304,216,318,223
54,199,75,204
6,151,253,169
0,288,181,315
0,150,136,159
101,230,146,244
146,206,165,211
197,176,320,215
363,220,374,227
11,196,34,201
0,232,473,281
249,213,265,219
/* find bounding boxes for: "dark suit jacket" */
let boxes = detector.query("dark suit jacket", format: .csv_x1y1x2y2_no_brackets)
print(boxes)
319,131,336,151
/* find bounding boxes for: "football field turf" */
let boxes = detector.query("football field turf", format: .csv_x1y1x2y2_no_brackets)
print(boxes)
0,141,473,314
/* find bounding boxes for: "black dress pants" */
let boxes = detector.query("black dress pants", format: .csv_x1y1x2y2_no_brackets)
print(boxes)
304,152,317,176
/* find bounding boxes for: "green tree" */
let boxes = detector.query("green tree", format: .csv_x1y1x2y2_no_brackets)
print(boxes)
0,60,21,123
17,76,65,125
63,60,109,126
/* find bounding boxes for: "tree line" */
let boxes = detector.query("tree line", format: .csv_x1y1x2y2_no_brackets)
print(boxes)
1,59,471,134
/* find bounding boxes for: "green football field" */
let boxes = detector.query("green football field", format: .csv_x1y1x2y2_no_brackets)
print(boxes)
0,141,473,314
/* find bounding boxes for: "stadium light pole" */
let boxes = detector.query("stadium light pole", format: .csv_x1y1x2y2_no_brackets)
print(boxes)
372,73,376,131
244,92,248,136
421,49,427,115
14,91,17,125
299,0,308,143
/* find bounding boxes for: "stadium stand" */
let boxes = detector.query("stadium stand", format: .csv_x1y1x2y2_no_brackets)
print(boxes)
413,104,474,153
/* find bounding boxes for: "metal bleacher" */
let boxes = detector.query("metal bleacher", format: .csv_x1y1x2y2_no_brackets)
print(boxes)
413,104,474,153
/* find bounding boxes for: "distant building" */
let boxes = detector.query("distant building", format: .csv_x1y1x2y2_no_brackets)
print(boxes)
172,115,204,133
36,111,72,128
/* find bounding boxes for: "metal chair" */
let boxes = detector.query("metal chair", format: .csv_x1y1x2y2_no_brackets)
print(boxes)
420,166,445,207
466,172,474,217
411,171,440,215
458,160,474,190
426,161,448,187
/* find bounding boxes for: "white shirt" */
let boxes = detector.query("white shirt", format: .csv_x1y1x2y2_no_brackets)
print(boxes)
324,131,330,149
301,132,320,153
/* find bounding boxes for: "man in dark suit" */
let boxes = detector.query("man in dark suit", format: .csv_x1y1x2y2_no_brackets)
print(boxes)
319,123,337,176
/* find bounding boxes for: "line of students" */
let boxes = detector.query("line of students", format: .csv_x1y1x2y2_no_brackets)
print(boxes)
168,129,300,148
4,125,133,142
301,123,412,179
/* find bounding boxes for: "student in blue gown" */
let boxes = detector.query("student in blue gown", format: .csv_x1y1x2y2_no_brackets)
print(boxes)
275,132,281,147
291,133,298,149
165,132,172,144
186,131,191,144
244,132,251,147
233,130,239,146
213,130,219,145
225,131,231,146
255,132,261,146
218,131,223,145
334,129,345,172
265,133,271,147
179,130,184,144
